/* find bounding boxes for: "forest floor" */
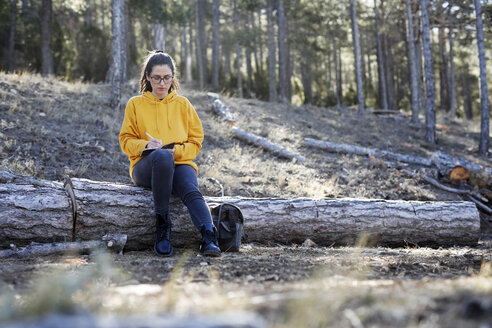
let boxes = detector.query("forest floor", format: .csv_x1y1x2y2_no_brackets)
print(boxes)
0,72,491,327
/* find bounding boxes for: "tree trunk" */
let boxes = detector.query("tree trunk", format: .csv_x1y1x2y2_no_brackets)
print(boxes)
365,33,373,90
474,0,490,156
277,0,288,103
0,171,480,249
183,26,192,83
109,0,123,111
257,7,264,73
211,0,220,91
251,10,260,82
120,0,127,83
438,25,449,112
301,51,313,105
337,39,343,108
84,0,92,25
374,0,388,109
267,0,276,102
153,22,166,51
406,0,420,123
100,0,106,30
246,46,253,97
188,18,194,80
249,10,261,86
21,0,28,13
420,0,436,144
415,34,425,113
380,0,396,110
383,35,396,110
333,38,340,108
286,29,293,102
224,47,231,81
197,0,208,86
360,29,367,92
350,0,365,115
448,21,456,119
194,0,204,89
327,44,333,92
128,9,137,76
462,65,473,120
7,0,16,72
41,0,54,76
233,0,243,98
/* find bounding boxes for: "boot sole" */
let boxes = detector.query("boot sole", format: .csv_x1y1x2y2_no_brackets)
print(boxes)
201,250,221,257
154,245,174,257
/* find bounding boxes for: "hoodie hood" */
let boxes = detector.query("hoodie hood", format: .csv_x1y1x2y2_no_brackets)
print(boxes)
142,90,178,104
142,90,178,130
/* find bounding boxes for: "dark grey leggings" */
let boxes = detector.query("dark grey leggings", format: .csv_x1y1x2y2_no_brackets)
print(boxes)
132,149,213,231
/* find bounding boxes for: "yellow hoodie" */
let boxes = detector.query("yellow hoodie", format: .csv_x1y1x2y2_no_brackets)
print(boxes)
119,90,203,181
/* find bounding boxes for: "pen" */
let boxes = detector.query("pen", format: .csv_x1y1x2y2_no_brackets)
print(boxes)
145,132,154,139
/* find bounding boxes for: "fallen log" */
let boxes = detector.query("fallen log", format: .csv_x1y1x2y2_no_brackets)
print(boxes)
0,171,480,249
0,234,127,258
1,312,266,328
0,171,73,246
207,92,236,124
401,169,488,202
232,127,306,162
430,151,492,187
304,138,432,167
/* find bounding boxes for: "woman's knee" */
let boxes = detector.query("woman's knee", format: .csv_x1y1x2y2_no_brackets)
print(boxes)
151,149,174,170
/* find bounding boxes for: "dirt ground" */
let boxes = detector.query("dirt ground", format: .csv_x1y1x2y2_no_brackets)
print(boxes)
1,72,492,327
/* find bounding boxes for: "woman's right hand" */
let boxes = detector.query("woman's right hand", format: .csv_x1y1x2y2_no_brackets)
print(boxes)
146,137,162,149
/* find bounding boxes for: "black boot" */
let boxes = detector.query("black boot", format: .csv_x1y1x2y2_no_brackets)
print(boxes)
154,214,173,257
200,226,221,257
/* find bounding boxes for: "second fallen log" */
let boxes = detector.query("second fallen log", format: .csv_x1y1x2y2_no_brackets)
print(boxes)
231,127,306,162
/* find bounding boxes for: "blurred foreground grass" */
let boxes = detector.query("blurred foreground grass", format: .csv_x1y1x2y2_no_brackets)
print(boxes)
1,247,491,327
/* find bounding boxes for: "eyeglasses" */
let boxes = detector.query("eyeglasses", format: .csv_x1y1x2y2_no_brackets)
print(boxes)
149,74,173,84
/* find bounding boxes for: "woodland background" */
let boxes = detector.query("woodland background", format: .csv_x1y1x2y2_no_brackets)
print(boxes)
1,1,491,139
1,1,492,326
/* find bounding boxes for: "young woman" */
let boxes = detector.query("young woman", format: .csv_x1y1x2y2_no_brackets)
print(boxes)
119,51,220,257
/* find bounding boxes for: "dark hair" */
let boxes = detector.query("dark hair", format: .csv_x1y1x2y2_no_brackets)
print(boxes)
139,50,180,94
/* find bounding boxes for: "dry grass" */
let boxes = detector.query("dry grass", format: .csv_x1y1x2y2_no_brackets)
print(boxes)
1,72,491,327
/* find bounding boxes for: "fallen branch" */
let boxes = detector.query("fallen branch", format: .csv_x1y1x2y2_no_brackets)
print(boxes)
207,92,236,124
0,234,127,258
401,169,488,202
305,138,432,166
0,171,481,248
370,109,409,117
232,127,306,162
465,194,492,215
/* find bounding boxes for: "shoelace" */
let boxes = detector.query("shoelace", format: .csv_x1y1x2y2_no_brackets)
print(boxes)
203,231,217,246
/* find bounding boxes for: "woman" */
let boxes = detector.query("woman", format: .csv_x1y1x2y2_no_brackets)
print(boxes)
119,51,220,257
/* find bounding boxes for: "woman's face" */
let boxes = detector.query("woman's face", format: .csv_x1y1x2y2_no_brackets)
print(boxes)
147,64,173,99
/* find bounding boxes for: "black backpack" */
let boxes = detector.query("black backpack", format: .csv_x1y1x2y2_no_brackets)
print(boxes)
209,203,244,252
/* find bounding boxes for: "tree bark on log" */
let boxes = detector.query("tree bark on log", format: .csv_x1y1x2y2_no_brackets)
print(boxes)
232,127,306,162
0,171,73,247
0,171,480,249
